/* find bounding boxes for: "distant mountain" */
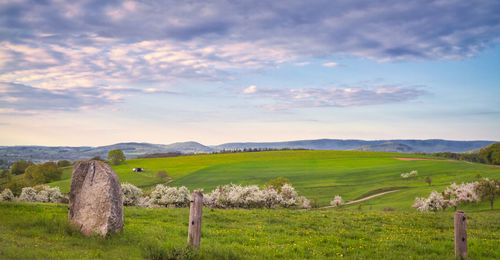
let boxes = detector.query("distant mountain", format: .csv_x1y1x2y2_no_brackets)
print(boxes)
213,139,494,153
0,139,495,164
162,141,214,154
213,139,374,151
0,141,212,163
350,142,416,153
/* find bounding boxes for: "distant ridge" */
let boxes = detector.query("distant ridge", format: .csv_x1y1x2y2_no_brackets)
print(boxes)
350,142,416,153
213,139,494,153
0,139,495,163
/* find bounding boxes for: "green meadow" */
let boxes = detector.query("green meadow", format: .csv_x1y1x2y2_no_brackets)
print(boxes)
49,150,500,208
2,150,499,259
0,202,499,259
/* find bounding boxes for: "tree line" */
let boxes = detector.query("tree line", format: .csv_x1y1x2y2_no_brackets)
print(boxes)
0,149,127,196
433,142,500,165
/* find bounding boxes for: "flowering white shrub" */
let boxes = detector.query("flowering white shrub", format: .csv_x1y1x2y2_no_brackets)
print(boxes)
121,183,143,206
401,170,418,179
17,185,64,203
113,183,308,209
414,181,481,211
261,186,283,208
137,196,153,208
34,186,64,203
412,191,447,212
443,182,479,209
280,184,298,207
229,184,266,208
297,196,311,209
0,188,14,201
330,195,343,207
148,184,190,207
202,183,304,209
19,187,37,202
412,197,426,210
203,184,231,208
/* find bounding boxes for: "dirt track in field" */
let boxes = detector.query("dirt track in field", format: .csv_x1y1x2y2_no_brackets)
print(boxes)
392,157,456,162
320,190,400,209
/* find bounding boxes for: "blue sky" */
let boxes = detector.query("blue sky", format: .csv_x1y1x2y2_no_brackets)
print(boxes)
0,0,499,146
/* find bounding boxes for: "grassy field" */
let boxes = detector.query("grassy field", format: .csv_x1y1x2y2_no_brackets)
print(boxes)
48,151,500,208
3,151,499,259
0,202,498,259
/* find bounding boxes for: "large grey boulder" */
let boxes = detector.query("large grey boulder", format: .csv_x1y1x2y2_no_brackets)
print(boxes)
68,161,123,236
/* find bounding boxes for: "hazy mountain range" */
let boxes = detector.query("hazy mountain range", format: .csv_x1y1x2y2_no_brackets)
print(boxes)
0,139,496,163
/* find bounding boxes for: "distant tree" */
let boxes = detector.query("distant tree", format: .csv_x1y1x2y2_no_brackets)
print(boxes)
5,178,30,196
89,156,105,161
10,160,34,175
157,170,168,179
0,169,10,179
57,160,71,167
24,162,62,185
107,149,126,165
475,178,500,210
34,162,62,184
23,165,37,184
478,143,500,165
424,176,432,187
264,177,291,192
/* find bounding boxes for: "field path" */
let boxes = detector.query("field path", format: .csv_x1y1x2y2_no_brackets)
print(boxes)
392,157,456,162
320,190,399,209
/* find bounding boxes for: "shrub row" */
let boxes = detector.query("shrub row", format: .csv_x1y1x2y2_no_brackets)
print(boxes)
122,183,311,209
0,185,63,203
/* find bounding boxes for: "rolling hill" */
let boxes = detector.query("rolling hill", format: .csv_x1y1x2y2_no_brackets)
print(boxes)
47,150,500,209
0,139,495,163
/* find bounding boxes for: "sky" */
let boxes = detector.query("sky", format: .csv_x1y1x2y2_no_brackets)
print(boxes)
1,0,500,146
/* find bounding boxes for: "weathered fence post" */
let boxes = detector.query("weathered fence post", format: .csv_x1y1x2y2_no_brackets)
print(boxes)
188,191,203,249
454,210,467,259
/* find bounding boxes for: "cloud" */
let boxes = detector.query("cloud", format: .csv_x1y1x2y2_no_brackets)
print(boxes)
0,0,498,100
0,40,294,91
242,85,257,94
322,62,339,67
0,82,175,114
241,84,427,110
2,0,499,60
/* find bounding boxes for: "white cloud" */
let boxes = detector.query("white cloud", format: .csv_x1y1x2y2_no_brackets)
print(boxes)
242,84,427,110
243,85,257,94
322,62,339,67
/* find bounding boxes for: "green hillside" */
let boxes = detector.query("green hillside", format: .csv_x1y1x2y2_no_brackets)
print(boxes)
48,151,500,209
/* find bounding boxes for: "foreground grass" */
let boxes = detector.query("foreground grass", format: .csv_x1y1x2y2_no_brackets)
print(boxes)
1,202,498,259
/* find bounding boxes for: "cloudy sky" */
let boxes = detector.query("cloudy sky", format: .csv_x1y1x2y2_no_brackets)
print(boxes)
1,0,500,146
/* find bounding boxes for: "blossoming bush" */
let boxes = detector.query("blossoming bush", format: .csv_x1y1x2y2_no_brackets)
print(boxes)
413,181,480,211
401,170,418,179
202,183,309,209
148,184,190,207
18,185,63,203
442,182,479,209
122,183,143,206
412,191,447,212
330,195,343,207
0,188,14,201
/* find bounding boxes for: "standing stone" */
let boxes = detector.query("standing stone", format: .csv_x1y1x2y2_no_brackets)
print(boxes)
68,160,123,236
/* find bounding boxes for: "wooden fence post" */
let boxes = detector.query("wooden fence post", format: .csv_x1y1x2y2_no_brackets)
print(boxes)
454,210,467,259
188,191,203,249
